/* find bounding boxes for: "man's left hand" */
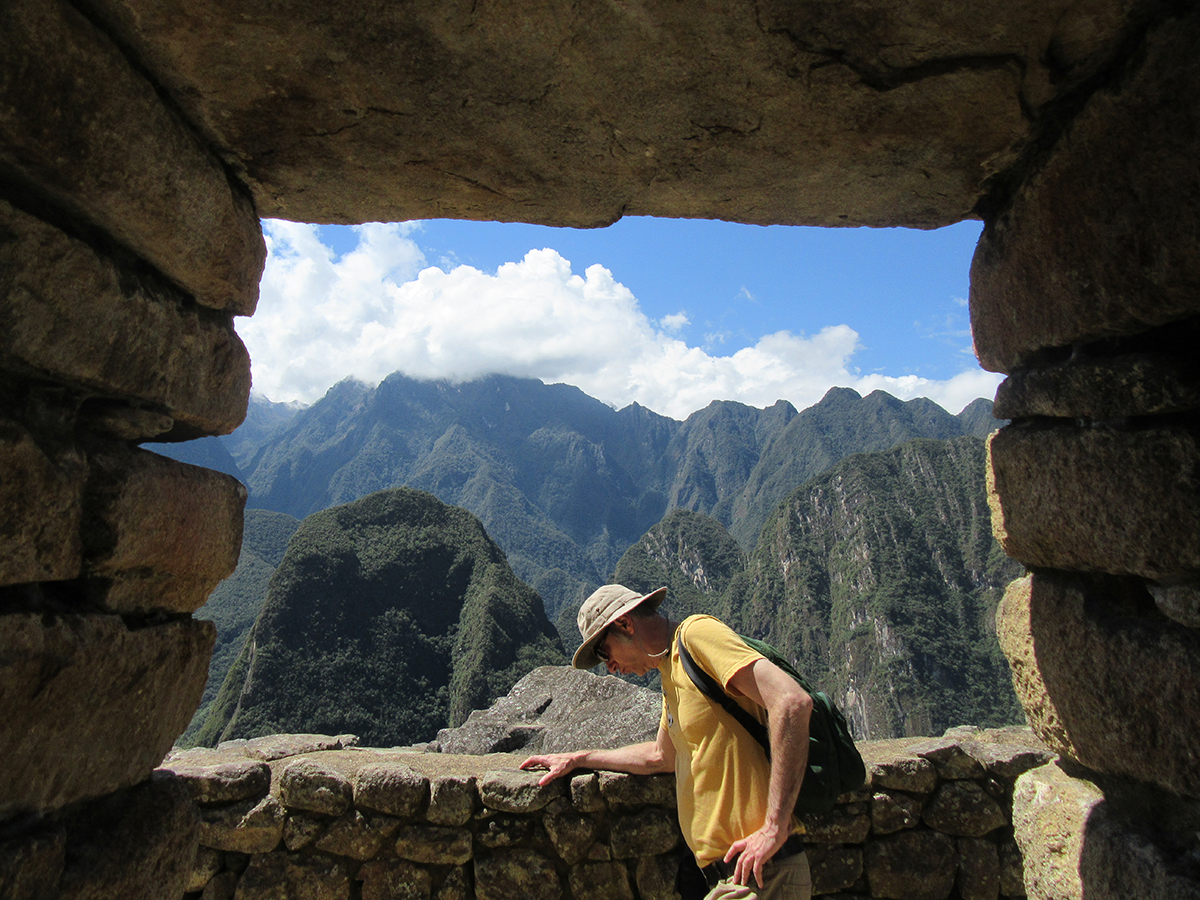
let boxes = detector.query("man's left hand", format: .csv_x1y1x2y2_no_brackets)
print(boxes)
723,823,788,888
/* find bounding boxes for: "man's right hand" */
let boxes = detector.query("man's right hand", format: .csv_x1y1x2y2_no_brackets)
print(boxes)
519,751,585,785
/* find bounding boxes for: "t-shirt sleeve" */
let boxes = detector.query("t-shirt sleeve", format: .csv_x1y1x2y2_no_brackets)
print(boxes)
679,616,764,693
659,695,669,732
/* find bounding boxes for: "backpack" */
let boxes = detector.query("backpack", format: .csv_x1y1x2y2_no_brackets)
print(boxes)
676,632,866,817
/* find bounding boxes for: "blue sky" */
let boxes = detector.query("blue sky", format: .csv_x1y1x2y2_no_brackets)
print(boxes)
240,217,999,421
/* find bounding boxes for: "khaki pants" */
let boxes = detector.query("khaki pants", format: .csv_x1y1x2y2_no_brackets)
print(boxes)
703,851,811,900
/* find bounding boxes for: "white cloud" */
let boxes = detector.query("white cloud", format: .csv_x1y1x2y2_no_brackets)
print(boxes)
240,222,1001,420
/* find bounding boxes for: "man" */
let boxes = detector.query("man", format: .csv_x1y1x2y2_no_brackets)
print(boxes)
520,584,814,900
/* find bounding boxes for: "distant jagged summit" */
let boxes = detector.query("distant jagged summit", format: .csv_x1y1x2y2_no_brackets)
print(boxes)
194,488,566,747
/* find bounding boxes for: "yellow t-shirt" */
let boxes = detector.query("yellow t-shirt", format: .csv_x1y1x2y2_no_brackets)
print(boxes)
659,615,800,866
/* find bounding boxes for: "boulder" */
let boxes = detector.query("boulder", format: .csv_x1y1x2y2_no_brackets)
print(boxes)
359,860,432,900
157,755,271,805
475,849,561,900
478,769,564,814
277,759,354,817
0,613,214,818
921,782,1007,838
863,830,957,900
436,666,660,755
232,852,351,900
353,764,430,819
997,573,1200,797
568,861,633,900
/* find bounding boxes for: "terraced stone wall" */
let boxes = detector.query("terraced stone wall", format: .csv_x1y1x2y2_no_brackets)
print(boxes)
160,729,1051,900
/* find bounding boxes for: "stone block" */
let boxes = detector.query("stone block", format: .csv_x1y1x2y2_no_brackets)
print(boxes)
863,830,957,900
354,763,429,819
478,769,563,813
277,759,353,817
544,809,600,864
598,771,677,809
806,845,862,896
157,755,271,805
997,572,1200,796
239,734,354,761
201,871,238,900
198,795,284,854
314,811,393,860
869,755,939,794
0,0,264,314
435,866,470,900
0,613,214,818
987,422,1200,580
83,446,246,614
359,860,432,900
956,838,999,900
909,738,985,780
0,417,85,585
610,808,681,858
569,861,634,900
426,775,475,825
393,825,472,866
475,849,561,900
970,7,1200,373
635,854,680,900
187,845,222,893
58,775,199,900
993,353,1200,421
474,814,539,849
922,782,1007,838
1149,582,1200,629
997,840,1025,897
0,200,251,436
232,852,350,900
870,791,925,835
1011,762,1100,900
282,813,325,852
570,773,605,812
0,828,66,900
799,807,871,844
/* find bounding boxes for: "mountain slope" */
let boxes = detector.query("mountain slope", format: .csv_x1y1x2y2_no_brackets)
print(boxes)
195,488,566,747
727,435,1022,739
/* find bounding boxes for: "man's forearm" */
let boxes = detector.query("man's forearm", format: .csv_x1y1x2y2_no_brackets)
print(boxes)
763,692,811,831
576,740,673,775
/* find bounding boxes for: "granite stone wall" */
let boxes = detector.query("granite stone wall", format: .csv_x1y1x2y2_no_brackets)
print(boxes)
157,729,1051,900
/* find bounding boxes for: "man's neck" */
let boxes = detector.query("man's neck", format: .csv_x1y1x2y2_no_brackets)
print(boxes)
641,615,679,663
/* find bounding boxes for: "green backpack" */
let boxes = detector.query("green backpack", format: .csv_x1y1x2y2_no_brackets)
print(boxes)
677,632,866,816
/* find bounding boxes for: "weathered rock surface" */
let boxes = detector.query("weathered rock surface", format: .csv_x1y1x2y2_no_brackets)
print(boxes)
0,417,86,585
436,666,660,755
0,200,252,435
987,422,1200,580
0,613,214,818
970,6,1200,373
354,763,430,820
232,852,351,900
863,830,957,900
475,849,561,900
197,795,284,854
58,776,199,900
277,759,354,817
0,0,264,314
84,446,246,615
997,572,1200,797
83,0,1154,230
158,755,271,805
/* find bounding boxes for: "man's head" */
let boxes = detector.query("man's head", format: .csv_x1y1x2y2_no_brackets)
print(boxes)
572,583,666,669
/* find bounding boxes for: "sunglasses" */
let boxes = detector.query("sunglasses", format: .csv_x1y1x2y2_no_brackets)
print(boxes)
594,626,613,663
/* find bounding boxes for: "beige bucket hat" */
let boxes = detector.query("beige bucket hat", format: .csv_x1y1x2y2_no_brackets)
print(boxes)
572,584,667,669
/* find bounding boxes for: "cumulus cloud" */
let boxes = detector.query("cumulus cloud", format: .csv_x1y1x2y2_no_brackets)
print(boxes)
240,221,1001,420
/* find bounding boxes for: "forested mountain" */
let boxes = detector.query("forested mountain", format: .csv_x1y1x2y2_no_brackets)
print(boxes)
199,373,998,620
179,509,300,744
612,436,1023,741
193,488,566,747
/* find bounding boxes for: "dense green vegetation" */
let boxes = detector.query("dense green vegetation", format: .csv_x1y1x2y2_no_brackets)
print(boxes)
194,488,565,747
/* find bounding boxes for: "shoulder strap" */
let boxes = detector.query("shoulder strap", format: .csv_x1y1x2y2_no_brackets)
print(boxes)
676,631,773,759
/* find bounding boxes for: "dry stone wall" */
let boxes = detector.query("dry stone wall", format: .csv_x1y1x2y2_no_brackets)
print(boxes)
157,729,1051,900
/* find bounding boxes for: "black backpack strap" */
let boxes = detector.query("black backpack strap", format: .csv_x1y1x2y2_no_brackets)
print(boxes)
676,631,772,759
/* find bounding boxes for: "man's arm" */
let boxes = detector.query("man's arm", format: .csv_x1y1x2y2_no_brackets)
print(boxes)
519,723,676,785
723,657,813,888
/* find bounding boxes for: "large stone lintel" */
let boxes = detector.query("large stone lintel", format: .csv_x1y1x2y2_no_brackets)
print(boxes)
970,6,1200,373
0,613,215,819
0,199,250,436
987,421,1200,580
997,573,1200,798
0,0,264,315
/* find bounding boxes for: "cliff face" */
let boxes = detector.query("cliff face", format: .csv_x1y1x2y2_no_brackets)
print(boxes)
615,437,1022,740
196,488,566,747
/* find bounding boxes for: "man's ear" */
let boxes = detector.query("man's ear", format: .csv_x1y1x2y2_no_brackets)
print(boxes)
611,613,635,636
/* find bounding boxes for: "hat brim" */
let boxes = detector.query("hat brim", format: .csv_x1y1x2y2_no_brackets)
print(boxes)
572,586,667,669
